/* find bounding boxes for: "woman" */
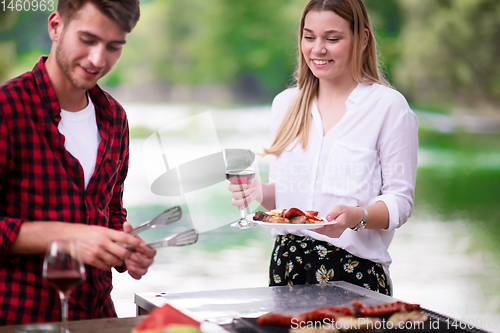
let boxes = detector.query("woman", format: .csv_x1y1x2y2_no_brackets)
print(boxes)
230,0,418,295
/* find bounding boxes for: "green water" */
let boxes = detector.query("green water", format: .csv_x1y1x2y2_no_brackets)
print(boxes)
417,130,500,312
127,129,500,256
417,130,500,254
126,202,271,252
122,129,500,322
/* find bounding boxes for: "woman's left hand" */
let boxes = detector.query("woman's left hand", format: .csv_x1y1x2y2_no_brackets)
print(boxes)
314,204,363,238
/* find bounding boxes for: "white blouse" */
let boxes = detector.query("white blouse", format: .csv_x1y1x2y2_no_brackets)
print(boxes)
268,83,418,272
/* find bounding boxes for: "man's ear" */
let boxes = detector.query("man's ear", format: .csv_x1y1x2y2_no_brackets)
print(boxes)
48,11,64,42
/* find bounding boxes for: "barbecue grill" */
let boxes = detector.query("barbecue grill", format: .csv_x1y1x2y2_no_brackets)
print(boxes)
135,281,491,333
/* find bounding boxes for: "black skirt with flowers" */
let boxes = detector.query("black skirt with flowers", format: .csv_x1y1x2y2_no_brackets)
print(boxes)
269,234,390,295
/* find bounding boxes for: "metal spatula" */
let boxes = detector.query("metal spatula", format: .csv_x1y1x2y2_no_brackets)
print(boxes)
129,206,182,236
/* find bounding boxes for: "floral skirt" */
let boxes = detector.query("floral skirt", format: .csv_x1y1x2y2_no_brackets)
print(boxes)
269,234,390,295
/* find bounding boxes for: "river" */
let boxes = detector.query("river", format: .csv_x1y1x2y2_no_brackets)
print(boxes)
110,103,500,332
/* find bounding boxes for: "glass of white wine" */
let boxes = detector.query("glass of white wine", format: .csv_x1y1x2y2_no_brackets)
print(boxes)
224,149,258,229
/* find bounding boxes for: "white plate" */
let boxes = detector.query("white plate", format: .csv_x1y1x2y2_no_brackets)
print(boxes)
246,212,336,230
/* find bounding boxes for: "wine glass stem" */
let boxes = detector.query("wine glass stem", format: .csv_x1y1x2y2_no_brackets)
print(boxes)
239,207,246,220
59,291,69,332
239,183,248,220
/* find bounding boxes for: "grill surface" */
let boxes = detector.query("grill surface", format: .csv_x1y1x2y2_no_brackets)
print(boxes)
135,281,492,333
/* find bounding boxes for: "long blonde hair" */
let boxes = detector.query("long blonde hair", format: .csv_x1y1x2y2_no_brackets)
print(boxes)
264,0,389,156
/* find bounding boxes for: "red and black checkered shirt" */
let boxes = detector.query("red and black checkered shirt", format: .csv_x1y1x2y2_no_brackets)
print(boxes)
0,57,129,325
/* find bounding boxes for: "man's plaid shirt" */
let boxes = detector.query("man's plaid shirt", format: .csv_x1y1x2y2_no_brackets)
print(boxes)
0,57,129,325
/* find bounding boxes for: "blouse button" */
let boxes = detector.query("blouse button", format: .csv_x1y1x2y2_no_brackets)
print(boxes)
304,263,312,271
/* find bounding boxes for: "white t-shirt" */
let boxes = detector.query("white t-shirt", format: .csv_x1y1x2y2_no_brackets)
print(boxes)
59,97,101,189
268,83,419,272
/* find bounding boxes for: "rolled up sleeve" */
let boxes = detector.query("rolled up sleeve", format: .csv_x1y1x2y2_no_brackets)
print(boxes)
0,217,22,256
371,107,419,231
0,107,21,255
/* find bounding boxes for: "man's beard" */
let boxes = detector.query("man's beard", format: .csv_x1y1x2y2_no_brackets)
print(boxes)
55,31,100,91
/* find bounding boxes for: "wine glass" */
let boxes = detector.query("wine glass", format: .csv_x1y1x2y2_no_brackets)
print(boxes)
224,148,258,229
43,239,86,333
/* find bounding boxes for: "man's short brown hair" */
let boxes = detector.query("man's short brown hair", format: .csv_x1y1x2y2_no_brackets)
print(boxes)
57,0,140,32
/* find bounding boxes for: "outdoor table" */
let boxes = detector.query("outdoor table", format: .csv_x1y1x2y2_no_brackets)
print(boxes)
0,316,144,333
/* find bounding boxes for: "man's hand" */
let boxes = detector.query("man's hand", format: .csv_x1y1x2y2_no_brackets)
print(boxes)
121,221,156,279
9,221,153,273
64,223,146,271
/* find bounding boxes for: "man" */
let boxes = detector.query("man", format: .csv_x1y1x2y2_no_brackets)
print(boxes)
0,0,156,325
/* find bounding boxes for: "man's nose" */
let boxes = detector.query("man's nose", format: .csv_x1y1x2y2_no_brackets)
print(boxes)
88,45,106,68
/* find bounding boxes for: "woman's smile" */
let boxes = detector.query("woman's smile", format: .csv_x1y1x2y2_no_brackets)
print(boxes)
312,59,333,67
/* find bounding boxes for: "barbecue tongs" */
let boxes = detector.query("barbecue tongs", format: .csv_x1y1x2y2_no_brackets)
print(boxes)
129,205,182,236
142,229,199,249
125,206,199,250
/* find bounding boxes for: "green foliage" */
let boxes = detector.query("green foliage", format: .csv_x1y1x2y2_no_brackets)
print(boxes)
1,0,499,110
0,10,51,83
117,0,301,98
394,0,500,109
0,10,51,53
100,69,121,88
201,0,299,91
364,0,402,83
3,47,46,80
0,41,17,81
0,10,18,32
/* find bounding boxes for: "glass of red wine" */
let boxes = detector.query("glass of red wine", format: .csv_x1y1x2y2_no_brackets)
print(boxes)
43,239,86,333
224,149,258,229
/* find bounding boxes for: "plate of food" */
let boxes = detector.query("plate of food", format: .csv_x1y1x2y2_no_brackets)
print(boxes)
248,208,336,230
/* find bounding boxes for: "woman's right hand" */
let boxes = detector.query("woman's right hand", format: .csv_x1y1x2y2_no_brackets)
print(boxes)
228,177,263,210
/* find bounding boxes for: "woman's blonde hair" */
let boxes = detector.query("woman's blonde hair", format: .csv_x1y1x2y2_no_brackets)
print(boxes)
264,0,389,156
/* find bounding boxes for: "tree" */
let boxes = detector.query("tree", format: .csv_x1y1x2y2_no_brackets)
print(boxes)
114,0,302,101
364,0,402,84
394,0,500,110
0,10,52,83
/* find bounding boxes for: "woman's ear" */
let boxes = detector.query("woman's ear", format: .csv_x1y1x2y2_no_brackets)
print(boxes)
363,28,369,51
48,11,64,42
